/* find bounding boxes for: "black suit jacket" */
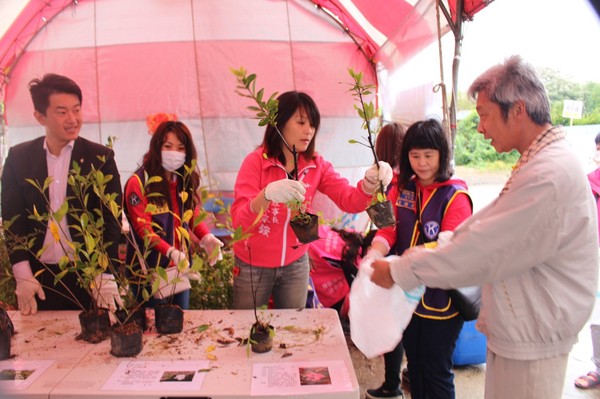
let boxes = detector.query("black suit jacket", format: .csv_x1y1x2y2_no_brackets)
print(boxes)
1,136,123,271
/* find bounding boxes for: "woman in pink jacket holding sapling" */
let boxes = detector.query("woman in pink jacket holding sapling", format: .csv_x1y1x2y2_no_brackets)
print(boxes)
231,90,392,309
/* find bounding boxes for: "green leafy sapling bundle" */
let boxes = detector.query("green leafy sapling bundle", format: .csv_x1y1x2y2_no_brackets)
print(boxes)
345,68,396,228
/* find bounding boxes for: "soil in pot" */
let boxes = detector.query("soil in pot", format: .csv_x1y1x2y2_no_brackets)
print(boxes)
115,308,147,332
154,304,184,334
76,309,111,343
290,212,319,244
110,322,143,357
366,200,396,229
250,323,274,353
0,308,13,360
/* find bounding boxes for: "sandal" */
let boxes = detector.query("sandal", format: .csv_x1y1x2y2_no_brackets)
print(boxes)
575,371,600,389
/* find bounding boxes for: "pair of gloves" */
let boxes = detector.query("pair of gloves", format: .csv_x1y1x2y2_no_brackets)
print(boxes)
13,261,124,315
166,233,224,269
263,161,394,203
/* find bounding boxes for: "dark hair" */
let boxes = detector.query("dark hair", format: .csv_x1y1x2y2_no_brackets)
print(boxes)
376,122,405,169
467,55,551,125
595,132,600,145
398,118,453,187
332,228,377,284
143,121,201,210
261,91,320,166
28,73,82,115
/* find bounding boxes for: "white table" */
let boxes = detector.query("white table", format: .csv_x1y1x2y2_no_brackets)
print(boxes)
3,309,359,399
0,310,98,399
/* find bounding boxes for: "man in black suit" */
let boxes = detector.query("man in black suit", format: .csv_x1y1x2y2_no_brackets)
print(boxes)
1,73,123,314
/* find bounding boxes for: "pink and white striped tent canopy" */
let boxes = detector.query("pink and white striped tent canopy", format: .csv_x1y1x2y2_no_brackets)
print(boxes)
0,0,488,191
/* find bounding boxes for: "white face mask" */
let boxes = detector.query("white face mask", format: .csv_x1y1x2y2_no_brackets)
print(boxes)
161,151,186,172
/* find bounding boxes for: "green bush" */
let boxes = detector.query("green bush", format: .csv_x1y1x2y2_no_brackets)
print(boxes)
454,111,519,168
189,249,234,310
0,225,17,309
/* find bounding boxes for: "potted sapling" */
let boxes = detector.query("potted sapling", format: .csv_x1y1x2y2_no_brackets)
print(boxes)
4,154,122,344
345,68,396,228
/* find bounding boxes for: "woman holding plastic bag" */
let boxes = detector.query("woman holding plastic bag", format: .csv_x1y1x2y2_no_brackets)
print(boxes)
355,118,473,399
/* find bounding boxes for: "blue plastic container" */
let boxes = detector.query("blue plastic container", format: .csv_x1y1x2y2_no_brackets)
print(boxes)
452,320,487,366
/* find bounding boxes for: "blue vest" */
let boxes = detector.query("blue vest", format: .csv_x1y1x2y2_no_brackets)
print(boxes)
125,169,189,270
395,179,470,320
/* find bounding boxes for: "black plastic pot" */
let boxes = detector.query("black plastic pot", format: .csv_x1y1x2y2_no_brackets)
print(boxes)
0,327,11,360
77,309,111,343
0,308,13,360
250,323,274,353
290,212,319,244
115,308,147,332
110,322,143,357
154,304,184,334
366,200,396,228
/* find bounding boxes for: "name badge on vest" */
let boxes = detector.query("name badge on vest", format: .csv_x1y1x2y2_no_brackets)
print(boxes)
397,189,415,210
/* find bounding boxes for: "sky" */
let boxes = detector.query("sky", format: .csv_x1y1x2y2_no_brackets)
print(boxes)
451,0,600,90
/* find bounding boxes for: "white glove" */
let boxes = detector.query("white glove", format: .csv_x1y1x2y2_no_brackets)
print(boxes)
264,179,306,203
91,273,124,313
13,261,45,315
199,233,224,266
361,247,384,264
167,247,190,270
184,270,201,281
436,230,454,247
363,161,394,194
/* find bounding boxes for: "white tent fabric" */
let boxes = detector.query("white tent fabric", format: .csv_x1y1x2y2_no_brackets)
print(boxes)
0,0,491,209
3,0,384,191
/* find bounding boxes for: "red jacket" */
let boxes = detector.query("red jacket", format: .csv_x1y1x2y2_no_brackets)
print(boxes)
232,147,372,267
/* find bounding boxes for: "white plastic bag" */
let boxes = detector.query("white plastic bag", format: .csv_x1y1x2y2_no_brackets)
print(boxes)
153,267,191,299
349,257,424,358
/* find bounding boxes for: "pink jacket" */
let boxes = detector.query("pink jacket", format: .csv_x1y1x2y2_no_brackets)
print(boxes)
588,168,600,243
232,147,372,267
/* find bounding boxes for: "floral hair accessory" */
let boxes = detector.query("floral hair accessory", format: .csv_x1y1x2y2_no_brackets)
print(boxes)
146,113,177,135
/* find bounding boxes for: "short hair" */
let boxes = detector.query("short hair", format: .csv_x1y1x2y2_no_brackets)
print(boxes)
467,55,551,125
375,122,405,170
261,91,320,166
595,132,600,145
28,73,82,115
398,118,453,186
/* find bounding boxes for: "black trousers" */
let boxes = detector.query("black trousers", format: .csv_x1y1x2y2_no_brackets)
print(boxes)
402,314,464,399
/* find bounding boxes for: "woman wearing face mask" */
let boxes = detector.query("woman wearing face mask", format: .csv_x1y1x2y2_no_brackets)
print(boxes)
123,118,223,309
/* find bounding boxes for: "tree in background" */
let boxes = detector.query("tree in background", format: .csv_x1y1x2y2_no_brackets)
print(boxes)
454,68,600,168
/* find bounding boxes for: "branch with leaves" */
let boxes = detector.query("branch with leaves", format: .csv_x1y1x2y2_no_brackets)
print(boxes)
345,68,386,201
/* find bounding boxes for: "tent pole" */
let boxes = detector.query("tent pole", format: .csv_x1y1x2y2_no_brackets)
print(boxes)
449,0,464,150
436,0,465,155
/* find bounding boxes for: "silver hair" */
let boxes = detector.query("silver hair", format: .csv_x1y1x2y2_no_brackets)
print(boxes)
467,55,551,125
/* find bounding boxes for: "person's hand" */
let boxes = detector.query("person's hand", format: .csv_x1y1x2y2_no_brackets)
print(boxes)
363,247,384,262
91,273,124,313
184,270,201,281
362,161,394,194
371,259,395,288
167,247,190,269
264,179,306,203
199,234,224,266
13,261,45,315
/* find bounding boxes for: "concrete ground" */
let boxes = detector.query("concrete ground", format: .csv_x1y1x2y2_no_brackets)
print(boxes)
347,168,600,398
348,324,600,399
